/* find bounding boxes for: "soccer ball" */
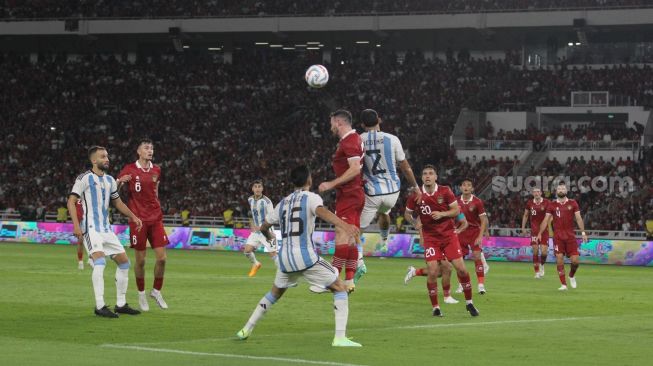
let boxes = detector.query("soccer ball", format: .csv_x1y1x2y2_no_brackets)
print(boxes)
305,64,329,88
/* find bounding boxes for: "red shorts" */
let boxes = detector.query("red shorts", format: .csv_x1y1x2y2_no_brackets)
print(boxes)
553,237,579,257
335,189,364,228
531,231,549,246
129,221,169,251
458,228,481,257
423,234,464,262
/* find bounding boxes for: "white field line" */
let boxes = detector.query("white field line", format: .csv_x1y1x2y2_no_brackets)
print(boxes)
101,344,367,366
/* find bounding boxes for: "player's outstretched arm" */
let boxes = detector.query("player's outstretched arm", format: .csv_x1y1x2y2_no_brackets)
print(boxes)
111,197,142,231
399,160,421,203
318,159,361,193
575,211,588,243
67,194,83,241
315,206,360,242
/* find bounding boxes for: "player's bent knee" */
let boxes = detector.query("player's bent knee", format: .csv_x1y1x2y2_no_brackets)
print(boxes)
93,257,107,266
118,260,130,270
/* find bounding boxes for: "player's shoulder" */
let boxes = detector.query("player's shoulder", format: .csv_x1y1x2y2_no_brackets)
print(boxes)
104,174,116,183
75,170,92,181
473,195,484,204
152,163,162,172
261,195,273,204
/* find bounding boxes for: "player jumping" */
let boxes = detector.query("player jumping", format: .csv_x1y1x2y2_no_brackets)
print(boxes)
236,165,363,347
521,187,550,278
243,179,278,277
536,182,588,290
117,138,169,311
356,108,420,284
403,165,479,317
68,146,143,318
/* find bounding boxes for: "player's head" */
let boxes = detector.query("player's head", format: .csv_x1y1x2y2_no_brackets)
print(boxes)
531,187,542,199
251,179,264,196
88,146,109,171
421,164,438,187
460,178,474,195
330,109,353,137
290,165,312,189
137,138,154,161
556,182,568,198
360,109,380,129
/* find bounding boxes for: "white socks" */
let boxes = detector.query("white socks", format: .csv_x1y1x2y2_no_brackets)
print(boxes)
245,251,258,264
333,291,349,338
91,259,106,309
245,292,277,332
115,266,129,307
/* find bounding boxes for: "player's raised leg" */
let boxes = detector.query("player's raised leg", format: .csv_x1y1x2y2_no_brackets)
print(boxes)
237,284,288,340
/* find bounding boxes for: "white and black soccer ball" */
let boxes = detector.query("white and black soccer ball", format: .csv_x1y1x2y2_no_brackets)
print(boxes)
304,64,329,88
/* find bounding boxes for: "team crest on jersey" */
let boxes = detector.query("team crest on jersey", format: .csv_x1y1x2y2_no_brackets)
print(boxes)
567,205,572,210
540,206,545,211
152,175,158,182
437,197,443,204
470,205,476,212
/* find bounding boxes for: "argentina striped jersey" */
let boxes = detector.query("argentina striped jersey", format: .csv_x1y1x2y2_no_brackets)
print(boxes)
70,171,119,234
266,190,323,273
248,195,274,227
360,130,406,196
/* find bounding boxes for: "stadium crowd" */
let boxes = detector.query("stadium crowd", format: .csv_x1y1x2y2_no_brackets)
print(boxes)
1,0,650,19
0,50,651,230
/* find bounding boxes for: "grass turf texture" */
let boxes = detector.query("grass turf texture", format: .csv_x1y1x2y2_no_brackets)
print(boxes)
1,242,651,366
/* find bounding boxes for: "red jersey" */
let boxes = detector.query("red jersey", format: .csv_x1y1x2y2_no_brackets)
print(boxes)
525,198,550,232
546,198,580,241
457,195,486,229
332,130,364,194
406,184,456,240
118,161,163,222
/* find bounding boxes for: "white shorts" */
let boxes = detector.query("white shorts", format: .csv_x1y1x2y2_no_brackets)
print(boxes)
245,231,277,252
360,192,400,228
274,257,338,289
83,230,125,257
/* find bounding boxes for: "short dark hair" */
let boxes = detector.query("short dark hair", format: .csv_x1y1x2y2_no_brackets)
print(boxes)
360,109,379,127
460,177,474,186
330,109,352,125
422,164,437,173
137,138,153,148
88,146,106,158
251,179,263,187
290,165,311,188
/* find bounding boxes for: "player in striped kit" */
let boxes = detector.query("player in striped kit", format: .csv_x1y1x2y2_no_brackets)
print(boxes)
243,180,278,277
68,146,143,318
521,187,550,278
356,109,420,283
236,165,363,347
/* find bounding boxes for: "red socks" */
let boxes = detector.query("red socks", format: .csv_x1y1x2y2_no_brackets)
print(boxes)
557,264,566,285
540,253,548,266
474,259,485,284
332,245,348,274
533,253,540,273
153,277,164,291
569,263,579,278
345,246,358,281
415,268,426,276
77,250,83,261
136,277,145,292
457,273,473,301
427,282,439,307
443,283,451,297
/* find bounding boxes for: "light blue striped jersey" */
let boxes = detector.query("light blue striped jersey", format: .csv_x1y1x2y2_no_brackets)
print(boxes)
70,171,119,234
360,130,406,196
266,190,323,273
248,195,274,227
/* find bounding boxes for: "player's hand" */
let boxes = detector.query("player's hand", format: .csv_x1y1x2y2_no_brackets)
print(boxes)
343,223,360,243
318,181,333,193
522,228,530,237
73,226,83,243
132,216,143,231
413,220,422,231
535,233,542,244
582,233,588,243
431,211,445,220
474,235,483,248
118,174,132,183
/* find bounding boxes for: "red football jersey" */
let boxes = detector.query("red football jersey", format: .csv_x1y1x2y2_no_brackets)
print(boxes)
406,185,456,240
525,198,550,232
118,161,163,222
332,130,364,194
457,195,486,229
546,198,580,241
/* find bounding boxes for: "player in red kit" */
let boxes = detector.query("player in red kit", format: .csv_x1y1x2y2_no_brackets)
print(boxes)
537,182,588,291
456,179,489,294
118,138,169,310
521,187,550,278
316,110,365,294
404,165,479,317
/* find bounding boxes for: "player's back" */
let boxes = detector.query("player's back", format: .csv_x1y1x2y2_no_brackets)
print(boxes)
272,190,323,273
360,130,404,196
118,162,163,222
332,130,364,193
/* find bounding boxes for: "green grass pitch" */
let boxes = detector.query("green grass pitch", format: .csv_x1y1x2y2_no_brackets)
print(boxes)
1,242,651,366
